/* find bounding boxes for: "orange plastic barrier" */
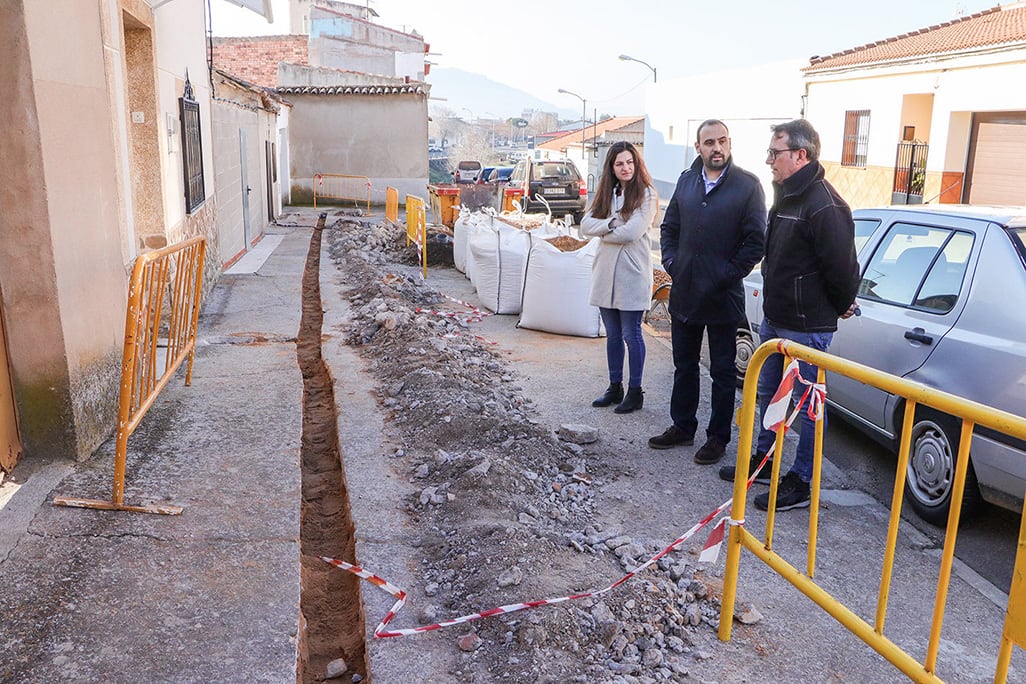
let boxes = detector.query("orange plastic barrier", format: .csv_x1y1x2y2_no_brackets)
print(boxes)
386,186,399,224
54,237,206,515
313,173,371,211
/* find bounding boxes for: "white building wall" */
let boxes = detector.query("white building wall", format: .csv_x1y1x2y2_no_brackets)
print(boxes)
805,50,1026,174
153,1,216,234
277,105,292,210
643,60,805,200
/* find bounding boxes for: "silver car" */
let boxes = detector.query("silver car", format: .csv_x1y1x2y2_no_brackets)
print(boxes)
739,205,1026,524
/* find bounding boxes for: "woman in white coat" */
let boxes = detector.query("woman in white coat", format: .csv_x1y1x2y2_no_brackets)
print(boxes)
580,141,658,413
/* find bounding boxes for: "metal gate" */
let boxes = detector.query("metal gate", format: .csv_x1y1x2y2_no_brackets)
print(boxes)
893,141,928,204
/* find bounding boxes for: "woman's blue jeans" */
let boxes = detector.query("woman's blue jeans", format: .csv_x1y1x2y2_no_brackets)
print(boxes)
599,308,645,388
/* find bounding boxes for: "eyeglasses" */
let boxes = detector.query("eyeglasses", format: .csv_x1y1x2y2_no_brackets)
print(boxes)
766,147,799,161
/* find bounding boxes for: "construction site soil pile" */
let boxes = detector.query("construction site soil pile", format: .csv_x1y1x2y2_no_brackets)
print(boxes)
325,217,726,682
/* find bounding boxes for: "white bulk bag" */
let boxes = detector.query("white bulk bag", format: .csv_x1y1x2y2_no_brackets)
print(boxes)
463,212,495,285
468,218,567,314
452,208,473,274
518,236,604,337
468,220,531,314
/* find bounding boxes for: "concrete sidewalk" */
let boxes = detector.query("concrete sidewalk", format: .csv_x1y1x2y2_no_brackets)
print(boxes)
0,218,312,682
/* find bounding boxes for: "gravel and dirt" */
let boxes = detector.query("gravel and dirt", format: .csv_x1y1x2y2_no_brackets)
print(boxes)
306,212,1023,684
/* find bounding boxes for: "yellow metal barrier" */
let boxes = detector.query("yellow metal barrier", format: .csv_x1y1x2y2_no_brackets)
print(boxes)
997,509,1026,681
313,173,371,211
54,237,206,515
719,339,1026,683
385,186,399,224
405,193,427,279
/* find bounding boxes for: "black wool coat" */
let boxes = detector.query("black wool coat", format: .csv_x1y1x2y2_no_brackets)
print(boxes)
660,157,766,325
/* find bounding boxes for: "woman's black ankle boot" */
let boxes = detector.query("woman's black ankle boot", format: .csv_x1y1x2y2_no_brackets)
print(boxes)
614,386,644,414
592,382,624,407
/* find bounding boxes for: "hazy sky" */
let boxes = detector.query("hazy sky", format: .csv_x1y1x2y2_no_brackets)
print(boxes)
212,0,1003,115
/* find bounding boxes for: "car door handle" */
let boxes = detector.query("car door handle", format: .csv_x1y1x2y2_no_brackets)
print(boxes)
904,329,933,345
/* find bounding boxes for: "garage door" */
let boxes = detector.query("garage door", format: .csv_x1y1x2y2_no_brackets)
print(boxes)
965,112,1026,205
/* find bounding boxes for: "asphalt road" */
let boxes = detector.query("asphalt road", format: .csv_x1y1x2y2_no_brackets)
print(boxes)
823,414,1021,594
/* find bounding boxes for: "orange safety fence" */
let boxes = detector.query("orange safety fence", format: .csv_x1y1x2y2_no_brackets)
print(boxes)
386,186,399,224
54,236,206,515
313,173,371,211
405,194,427,279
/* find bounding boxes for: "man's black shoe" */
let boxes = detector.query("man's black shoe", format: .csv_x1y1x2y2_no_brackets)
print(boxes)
754,471,811,511
648,425,694,449
693,437,727,465
718,452,773,484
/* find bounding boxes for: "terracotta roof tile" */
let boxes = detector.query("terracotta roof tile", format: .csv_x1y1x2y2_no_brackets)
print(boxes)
276,84,425,95
538,116,644,151
805,3,1026,72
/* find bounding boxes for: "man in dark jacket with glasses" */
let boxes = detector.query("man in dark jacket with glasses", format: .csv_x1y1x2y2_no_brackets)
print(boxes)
719,118,860,512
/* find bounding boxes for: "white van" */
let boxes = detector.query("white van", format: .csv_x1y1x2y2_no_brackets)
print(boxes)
454,160,483,183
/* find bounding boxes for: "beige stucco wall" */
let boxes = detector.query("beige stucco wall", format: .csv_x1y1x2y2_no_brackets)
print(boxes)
0,0,222,464
0,0,134,460
288,92,428,203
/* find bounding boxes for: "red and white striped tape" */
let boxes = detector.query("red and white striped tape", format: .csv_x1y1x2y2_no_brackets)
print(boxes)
763,357,825,432
440,293,494,320
414,295,493,325
323,488,736,638
325,350,824,638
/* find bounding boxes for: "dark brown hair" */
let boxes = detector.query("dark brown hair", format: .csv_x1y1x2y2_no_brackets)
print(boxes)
588,141,653,219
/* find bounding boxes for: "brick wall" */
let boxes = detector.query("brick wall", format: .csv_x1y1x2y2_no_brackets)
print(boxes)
212,36,309,88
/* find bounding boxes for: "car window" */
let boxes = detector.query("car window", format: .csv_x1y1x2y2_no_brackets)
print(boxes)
859,222,973,313
1009,227,1026,264
853,218,879,257
536,163,570,179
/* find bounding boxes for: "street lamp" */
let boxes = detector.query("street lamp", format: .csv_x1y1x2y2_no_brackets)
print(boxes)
619,54,657,83
558,88,587,160
484,110,497,149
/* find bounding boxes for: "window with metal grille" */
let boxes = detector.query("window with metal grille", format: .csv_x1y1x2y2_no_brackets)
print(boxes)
841,109,870,167
179,76,205,214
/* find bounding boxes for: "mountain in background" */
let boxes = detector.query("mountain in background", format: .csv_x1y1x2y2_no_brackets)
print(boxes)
425,67,577,121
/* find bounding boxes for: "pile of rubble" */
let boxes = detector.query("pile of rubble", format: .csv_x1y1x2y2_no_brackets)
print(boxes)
326,217,740,683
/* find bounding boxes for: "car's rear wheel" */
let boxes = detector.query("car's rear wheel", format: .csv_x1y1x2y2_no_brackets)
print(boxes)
904,408,982,526
735,327,757,388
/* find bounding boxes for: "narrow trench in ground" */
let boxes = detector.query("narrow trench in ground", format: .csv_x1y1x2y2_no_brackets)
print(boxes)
296,214,368,682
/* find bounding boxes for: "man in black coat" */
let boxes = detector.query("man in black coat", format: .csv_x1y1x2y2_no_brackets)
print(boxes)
719,118,860,512
649,120,765,465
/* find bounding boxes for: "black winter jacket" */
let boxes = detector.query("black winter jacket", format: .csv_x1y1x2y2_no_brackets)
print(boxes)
660,157,766,325
762,161,860,332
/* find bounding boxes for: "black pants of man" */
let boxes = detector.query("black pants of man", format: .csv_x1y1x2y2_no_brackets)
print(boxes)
669,319,737,444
